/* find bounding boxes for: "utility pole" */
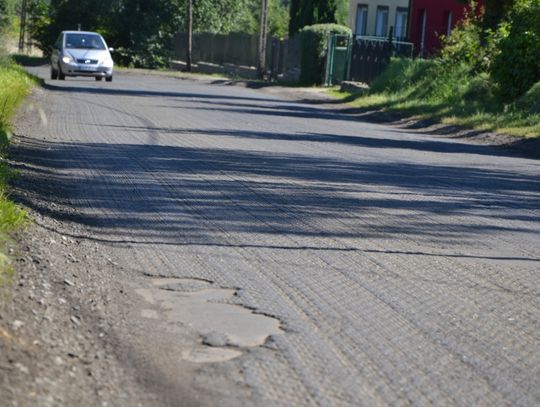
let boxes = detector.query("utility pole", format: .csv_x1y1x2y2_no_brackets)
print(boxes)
18,0,28,53
257,0,269,80
186,0,193,72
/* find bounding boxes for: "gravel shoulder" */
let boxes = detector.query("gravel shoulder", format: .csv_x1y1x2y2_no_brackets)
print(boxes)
0,209,150,406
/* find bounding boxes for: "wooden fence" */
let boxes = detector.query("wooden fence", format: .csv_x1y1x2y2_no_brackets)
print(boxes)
173,32,301,82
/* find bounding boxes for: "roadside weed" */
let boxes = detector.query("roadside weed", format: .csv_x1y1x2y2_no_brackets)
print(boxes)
0,54,33,284
333,58,540,139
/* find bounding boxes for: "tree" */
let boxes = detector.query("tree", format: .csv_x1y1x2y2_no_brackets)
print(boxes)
0,0,9,30
236,0,289,38
257,0,269,78
268,0,289,38
289,0,338,36
186,0,192,71
1,0,24,36
28,0,290,67
335,0,348,26
484,0,515,29
491,0,540,99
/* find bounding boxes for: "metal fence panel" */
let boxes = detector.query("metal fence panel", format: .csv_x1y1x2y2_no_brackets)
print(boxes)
349,37,414,84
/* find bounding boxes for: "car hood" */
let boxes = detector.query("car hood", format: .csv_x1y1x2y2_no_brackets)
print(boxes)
64,49,111,61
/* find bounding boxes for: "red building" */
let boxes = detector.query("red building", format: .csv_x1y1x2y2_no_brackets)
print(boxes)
408,0,484,57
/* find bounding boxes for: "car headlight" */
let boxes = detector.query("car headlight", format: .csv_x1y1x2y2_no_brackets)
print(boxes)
62,55,73,64
100,58,113,66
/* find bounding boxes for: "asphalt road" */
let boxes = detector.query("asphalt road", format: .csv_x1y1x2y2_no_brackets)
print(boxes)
13,67,540,406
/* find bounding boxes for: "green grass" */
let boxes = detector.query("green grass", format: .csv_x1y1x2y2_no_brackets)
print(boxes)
0,53,34,284
331,58,540,139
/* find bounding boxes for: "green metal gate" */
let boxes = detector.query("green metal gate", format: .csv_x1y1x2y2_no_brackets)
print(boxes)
324,34,352,86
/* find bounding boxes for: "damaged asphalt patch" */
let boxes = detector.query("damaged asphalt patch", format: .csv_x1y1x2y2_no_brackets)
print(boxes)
136,278,283,363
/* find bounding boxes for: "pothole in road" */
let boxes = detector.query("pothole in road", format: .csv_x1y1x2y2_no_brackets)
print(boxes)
135,278,283,363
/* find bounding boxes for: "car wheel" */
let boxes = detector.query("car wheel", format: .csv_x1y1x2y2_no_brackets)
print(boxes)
105,75,113,82
50,67,58,80
58,66,66,80
95,77,103,81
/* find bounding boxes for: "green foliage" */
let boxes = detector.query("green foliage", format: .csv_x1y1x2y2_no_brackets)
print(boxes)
351,0,540,138
335,0,348,26
439,2,490,72
29,0,114,57
0,0,21,38
483,0,515,29
26,0,52,53
370,58,435,94
338,55,540,138
299,23,350,85
268,0,290,39
114,37,171,69
370,57,502,118
0,0,9,30
289,0,339,36
191,0,253,33
0,59,34,151
516,81,540,114
462,72,498,103
219,0,290,38
30,0,258,68
0,54,30,282
491,0,540,100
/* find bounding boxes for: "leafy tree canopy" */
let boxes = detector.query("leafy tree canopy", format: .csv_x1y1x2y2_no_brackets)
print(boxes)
483,0,515,28
289,0,340,36
0,0,21,32
29,0,277,67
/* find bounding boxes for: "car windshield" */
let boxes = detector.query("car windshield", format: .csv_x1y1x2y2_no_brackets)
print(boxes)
65,34,105,50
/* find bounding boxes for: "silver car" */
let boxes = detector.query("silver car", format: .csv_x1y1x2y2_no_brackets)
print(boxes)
51,31,114,82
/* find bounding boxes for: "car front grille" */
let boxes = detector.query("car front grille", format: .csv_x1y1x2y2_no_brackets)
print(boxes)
77,59,98,64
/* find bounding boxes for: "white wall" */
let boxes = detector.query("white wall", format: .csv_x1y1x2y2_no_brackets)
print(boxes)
348,0,409,38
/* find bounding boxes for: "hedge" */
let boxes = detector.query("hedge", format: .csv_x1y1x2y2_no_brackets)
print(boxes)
299,23,351,85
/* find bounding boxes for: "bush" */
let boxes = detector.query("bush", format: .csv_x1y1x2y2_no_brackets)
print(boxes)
299,23,351,85
369,56,502,116
516,81,540,114
370,58,435,94
491,0,540,100
438,1,500,73
0,59,35,152
114,36,171,69
370,58,468,103
462,72,497,102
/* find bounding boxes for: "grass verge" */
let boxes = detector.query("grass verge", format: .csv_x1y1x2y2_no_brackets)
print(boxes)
0,53,35,284
331,58,540,139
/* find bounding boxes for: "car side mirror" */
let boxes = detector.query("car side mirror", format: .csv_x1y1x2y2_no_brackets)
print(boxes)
109,47,114,52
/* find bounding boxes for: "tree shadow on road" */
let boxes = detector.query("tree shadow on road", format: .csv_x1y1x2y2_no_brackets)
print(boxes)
10,135,540,251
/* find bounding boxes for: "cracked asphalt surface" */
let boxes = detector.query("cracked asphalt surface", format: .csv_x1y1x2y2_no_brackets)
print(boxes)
7,67,540,406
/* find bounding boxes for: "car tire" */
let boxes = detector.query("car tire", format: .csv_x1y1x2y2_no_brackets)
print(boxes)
58,66,66,80
95,77,103,81
105,75,113,82
50,67,58,80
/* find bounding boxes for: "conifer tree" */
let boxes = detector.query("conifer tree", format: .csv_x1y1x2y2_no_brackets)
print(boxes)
289,0,337,36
